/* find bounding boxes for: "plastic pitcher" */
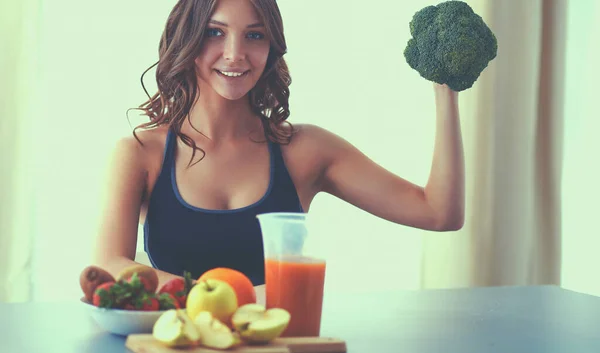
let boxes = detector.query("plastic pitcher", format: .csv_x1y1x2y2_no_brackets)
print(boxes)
256,212,326,337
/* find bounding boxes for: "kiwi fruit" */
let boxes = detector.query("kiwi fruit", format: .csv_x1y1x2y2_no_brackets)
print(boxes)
79,265,116,302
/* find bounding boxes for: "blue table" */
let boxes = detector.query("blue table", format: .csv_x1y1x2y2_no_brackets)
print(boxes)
0,285,598,352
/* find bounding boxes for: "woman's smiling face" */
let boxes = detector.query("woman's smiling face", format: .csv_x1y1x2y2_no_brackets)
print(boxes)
195,0,271,101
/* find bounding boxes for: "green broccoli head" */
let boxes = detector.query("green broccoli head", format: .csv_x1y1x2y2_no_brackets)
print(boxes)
404,1,498,91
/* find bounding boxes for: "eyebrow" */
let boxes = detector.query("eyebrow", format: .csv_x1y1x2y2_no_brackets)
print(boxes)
208,20,264,28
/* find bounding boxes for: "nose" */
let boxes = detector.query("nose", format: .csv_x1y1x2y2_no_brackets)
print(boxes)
223,36,245,62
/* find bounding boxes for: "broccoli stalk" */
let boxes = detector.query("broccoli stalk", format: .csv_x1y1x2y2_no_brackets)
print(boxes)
404,0,498,91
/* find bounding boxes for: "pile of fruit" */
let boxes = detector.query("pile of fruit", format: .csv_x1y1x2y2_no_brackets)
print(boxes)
79,264,291,350
79,264,193,311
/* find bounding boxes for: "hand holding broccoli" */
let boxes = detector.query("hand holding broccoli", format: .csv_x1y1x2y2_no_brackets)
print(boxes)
404,1,498,91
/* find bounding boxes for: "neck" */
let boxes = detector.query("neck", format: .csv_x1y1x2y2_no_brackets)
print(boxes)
183,88,262,143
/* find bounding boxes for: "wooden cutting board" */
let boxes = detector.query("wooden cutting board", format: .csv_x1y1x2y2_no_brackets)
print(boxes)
125,334,347,353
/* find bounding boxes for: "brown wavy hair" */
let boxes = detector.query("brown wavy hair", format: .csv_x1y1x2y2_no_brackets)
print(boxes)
128,0,293,167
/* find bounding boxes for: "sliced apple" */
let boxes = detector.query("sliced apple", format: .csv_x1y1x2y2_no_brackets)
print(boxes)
231,304,291,344
153,309,200,348
194,311,241,349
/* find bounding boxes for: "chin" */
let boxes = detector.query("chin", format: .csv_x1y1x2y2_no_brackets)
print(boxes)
216,91,250,101
212,82,256,101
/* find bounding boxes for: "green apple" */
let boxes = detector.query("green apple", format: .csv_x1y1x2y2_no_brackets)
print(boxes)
194,311,242,349
152,309,200,348
186,279,238,325
231,303,291,344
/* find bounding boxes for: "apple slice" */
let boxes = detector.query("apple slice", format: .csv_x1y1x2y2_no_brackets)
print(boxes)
152,309,200,348
231,304,291,344
194,311,242,349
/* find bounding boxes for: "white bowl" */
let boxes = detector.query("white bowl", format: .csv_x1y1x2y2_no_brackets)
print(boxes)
80,298,168,336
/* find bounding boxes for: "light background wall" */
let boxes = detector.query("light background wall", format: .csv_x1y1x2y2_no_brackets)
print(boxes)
560,0,600,298
14,0,599,301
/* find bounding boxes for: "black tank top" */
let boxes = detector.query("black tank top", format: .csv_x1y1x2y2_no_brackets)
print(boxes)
143,128,304,285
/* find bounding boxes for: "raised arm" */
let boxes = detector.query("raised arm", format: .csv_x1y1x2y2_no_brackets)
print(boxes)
93,135,181,288
317,83,465,231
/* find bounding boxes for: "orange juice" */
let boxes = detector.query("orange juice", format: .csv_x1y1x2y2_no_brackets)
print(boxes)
264,255,326,337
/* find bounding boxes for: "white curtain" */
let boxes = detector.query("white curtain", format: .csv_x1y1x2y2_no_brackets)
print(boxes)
0,0,598,303
0,0,41,302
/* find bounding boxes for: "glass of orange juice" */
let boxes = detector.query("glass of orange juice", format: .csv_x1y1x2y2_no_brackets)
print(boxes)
256,212,326,337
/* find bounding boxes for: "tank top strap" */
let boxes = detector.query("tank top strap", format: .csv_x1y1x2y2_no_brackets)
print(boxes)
267,138,286,167
161,127,177,170
267,138,303,211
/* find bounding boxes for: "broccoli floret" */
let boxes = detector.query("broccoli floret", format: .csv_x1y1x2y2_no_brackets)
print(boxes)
404,0,498,91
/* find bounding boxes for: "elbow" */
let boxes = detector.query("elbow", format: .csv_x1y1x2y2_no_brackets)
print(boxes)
433,214,465,232
421,190,465,232
442,218,464,231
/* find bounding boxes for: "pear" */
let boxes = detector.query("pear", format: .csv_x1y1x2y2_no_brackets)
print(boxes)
152,309,200,348
231,304,291,344
194,311,242,349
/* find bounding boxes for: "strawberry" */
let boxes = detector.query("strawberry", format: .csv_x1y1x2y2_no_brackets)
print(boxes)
129,292,160,311
157,271,194,308
130,276,154,293
157,292,181,310
92,282,117,308
91,274,161,310
140,297,160,311
126,272,153,295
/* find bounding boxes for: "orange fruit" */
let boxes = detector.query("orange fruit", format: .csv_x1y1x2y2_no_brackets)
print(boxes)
198,268,256,306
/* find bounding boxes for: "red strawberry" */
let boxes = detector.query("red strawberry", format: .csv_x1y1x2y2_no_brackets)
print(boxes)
157,292,181,310
126,291,160,311
134,276,154,293
140,297,160,311
92,282,117,308
158,271,194,308
158,279,185,304
126,273,153,294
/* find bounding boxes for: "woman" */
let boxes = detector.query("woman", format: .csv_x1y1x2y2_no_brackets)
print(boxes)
94,0,465,293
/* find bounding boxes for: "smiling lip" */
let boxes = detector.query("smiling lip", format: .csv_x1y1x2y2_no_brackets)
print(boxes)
214,69,250,78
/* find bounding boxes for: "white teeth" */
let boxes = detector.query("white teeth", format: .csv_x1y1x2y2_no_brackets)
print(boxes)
219,70,245,77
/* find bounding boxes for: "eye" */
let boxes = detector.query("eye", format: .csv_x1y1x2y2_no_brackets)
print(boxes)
247,32,265,40
206,28,223,37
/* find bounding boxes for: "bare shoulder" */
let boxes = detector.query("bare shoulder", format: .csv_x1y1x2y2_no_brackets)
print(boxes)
115,126,168,155
284,123,334,147
284,123,354,163
279,123,321,161
277,123,354,206
111,126,169,166
105,126,170,194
